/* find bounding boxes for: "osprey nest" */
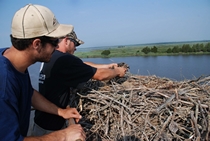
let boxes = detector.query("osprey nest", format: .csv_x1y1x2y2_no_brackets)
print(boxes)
69,68,210,141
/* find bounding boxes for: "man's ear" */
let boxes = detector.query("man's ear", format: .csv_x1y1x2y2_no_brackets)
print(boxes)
32,39,41,49
32,39,42,53
64,37,69,45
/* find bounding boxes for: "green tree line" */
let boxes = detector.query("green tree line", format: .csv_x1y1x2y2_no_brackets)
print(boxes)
141,43,210,54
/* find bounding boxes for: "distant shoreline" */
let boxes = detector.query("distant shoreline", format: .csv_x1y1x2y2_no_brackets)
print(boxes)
78,40,210,50
75,40,210,58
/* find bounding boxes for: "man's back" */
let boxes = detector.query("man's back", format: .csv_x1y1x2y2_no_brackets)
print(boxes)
34,50,97,130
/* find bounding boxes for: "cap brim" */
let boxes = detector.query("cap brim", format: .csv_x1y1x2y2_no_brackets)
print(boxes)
76,39,84,46
46,24,74,38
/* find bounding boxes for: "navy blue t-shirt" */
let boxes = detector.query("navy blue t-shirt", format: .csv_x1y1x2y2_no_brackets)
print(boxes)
35,50,97,130
0,48,33,140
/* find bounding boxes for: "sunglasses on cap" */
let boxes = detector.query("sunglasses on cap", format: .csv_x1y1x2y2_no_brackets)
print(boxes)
68,38,80,47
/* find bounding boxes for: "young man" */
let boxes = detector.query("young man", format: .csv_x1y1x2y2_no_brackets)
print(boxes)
0,4,86,141
33,29,128,135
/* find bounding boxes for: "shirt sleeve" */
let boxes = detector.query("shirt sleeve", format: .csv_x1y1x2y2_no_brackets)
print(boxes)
53,55,97,88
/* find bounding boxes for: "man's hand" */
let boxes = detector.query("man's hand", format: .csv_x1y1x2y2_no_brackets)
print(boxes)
117,62,130,69
64,124,86,141
58,106,82,123
115,67,128,77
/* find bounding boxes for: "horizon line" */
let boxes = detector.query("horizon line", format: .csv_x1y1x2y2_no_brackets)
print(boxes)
79,39,210,49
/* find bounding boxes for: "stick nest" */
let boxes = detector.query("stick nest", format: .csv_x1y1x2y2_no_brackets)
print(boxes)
70,74,210,141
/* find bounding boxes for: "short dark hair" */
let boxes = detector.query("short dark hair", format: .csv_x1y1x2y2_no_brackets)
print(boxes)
10,35,53,51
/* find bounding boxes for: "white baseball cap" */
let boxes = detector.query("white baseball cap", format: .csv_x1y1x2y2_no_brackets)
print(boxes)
11,4,73,39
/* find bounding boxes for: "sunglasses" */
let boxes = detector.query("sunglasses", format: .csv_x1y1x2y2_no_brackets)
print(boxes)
68,38,79,47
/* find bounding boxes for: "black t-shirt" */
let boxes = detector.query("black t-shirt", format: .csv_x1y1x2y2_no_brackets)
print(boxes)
34,50,97,130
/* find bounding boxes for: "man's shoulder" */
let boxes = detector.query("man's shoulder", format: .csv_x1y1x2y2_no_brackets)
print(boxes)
54,51,80,61
0,48,7,54
53,50,75,58
43,51,81,69
47,50,71,64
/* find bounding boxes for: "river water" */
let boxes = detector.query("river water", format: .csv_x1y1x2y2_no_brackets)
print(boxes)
28,55,210,90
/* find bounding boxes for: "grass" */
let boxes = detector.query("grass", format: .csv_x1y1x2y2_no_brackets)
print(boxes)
74,41,210,58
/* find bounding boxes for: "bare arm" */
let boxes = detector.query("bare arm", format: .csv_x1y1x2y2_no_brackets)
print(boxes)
31,90,81,120
84,62,117,69
25,90,85,140
24,124,85,141
92,67,127,81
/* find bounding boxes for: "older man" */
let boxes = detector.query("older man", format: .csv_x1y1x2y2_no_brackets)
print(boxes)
33,28,128,135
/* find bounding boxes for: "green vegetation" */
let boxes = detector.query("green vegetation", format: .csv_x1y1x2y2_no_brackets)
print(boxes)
101,50,110,57
75,41,210,58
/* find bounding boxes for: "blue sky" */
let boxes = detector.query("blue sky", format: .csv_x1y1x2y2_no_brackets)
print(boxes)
0,0,210,48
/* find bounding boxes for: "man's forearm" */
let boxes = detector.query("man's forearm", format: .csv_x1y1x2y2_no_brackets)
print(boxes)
84,61,103,68
92,68,120,81
31,89,61,116
84,62,114,69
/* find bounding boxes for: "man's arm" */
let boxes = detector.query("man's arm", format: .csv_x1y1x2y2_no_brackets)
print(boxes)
84,62,117,69
31,89,82,120
92,67,127,81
